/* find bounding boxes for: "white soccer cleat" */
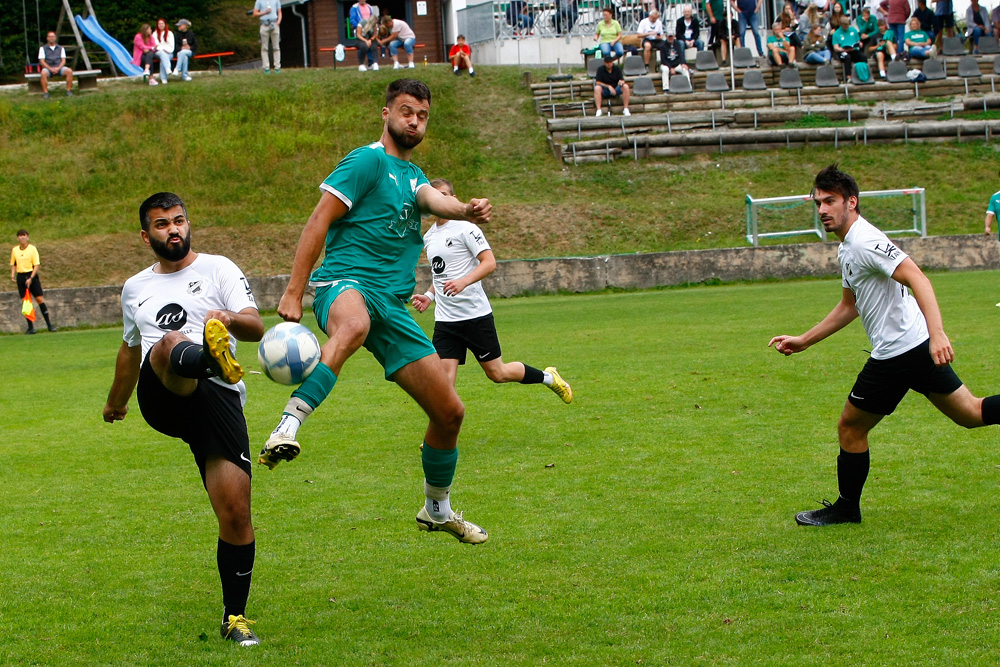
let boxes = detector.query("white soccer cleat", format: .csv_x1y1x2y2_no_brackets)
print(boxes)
258,431,301,469
416,507,488,544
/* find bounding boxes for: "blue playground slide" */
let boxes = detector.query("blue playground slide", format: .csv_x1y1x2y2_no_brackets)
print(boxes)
74,14,143,76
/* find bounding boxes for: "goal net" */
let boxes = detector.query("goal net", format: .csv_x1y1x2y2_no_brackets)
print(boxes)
745,188,927,247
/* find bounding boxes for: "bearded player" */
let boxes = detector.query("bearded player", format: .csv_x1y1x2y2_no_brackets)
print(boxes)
257,79,492,545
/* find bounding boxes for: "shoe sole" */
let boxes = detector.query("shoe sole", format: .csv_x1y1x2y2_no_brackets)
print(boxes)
794,511,862,526
204,319,243,384
257,440,301,469
416,510,489,544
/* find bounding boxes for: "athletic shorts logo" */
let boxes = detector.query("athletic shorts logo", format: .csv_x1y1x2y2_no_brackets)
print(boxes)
431,256,446,274
850,392,864,400
155,303,188,331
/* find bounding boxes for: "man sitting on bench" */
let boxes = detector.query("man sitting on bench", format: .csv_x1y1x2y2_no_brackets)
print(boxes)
38,31,74,98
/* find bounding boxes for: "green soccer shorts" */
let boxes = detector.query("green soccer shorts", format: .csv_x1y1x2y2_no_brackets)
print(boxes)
313,279,436,380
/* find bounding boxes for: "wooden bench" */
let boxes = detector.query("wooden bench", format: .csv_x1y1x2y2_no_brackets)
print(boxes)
25,69,101,94
319,44,427,70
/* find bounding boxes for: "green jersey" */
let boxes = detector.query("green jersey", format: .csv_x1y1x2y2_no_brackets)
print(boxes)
988,190,1000,222
314,141,430,299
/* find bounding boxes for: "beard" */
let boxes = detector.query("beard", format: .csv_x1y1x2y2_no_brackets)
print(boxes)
149,229,191,262
387,121,424,149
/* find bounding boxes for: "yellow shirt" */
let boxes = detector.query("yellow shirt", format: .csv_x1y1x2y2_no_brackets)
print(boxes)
10,244,40,273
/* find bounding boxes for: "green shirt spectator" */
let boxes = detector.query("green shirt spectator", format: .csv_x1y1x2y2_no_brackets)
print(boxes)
833,26,861,49
856,14,878,37
596,18,622,43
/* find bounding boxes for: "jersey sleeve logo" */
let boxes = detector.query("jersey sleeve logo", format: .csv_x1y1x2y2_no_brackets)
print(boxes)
873,242,900,260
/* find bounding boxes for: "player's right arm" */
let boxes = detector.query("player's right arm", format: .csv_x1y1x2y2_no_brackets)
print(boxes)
986,211,995,235
279,192,349,322
103,342,141,422
769,287,858,355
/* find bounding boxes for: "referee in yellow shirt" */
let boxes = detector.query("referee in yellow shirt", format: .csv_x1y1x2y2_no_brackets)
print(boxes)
10,229,56,334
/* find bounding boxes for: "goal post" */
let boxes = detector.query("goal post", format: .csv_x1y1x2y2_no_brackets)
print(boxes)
745,188,927,247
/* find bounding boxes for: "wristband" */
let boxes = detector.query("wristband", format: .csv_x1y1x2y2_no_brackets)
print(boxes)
424,290,435,302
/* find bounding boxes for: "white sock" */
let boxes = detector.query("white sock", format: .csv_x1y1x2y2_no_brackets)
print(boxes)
272,413,301,438
453,66,459,71
542,371,553,387
468,67,474,73
424,482,453,521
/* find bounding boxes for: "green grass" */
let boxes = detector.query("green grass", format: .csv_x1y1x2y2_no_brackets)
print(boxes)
1,66,999,288
4,272,1000,664
780,114,860,129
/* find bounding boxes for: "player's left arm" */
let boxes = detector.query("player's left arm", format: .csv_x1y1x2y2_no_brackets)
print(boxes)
417,185,492,225
443,249,496,296
205,307,265,342
986,210,995,235
103,342,141,423
892,257,953,366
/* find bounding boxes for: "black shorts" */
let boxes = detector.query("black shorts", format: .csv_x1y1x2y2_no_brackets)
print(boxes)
432,313,502,365
136,354,252,483
847,339,963,416
933,14,955,31
16,272,43,298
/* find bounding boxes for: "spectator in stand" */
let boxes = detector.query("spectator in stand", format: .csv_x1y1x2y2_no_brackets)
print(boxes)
172,19,196,81
350,0,380,72
931,0,955,49
767,21,794,65
659,29,691,75
855,7,879,51
797,4,826,41
132,24,156,84
379,15,417,69
637,8,666,70
152,19,174,85
993,4,1000,39
449,35,475,76
966,0,993,53
595,8,624,59
881,0,911,56
593,55,630,117
904,16,935,57
826,1,845,35
911,0,935,38
677,5,705,51
556,0,579,35
735,0,764,56
37,31,73,98
803,24,832,63
780,4,803,54
872,18,896,77
507,0,535,34
704,0,737,65
832,15,865,72
253,0,281,73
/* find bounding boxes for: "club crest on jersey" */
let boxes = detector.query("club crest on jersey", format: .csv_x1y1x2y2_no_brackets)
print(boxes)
155,303,188,331
187,280,203,295
387,203,418,237
445,236,457,248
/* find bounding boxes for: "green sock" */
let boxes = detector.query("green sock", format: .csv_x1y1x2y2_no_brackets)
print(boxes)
421,444,458,489
291,363,338,410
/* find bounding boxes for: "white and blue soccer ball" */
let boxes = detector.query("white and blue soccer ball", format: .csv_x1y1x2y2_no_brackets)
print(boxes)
257,322,321,385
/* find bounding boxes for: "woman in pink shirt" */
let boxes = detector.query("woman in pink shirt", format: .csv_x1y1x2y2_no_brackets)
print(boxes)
132,23,157,84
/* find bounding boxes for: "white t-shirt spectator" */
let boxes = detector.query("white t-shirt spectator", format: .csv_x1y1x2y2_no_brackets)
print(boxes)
389,19,416,41
637,17,665,39
838,216,928,360
423,220,493,322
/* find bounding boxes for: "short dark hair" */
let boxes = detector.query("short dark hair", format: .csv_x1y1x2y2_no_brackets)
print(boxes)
429,178,454,195
386,78,431,107
139,192,187,232
457,34,466,40
603,55,615,62
602,7,613,13
16,229,28,237
813,164,861,211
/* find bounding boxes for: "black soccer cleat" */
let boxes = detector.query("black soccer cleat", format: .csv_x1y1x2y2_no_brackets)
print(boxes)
221,614,260,646
795,498,862,526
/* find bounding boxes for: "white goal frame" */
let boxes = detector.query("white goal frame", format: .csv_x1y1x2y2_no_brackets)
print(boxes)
745,188,927,247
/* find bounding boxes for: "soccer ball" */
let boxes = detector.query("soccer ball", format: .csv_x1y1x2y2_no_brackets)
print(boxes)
257,322,321,385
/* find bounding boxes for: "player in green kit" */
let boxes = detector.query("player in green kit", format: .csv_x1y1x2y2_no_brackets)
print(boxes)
258,79,492,544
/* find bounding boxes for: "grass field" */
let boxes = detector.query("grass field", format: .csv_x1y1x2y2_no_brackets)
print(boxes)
2,65,1000,288
4,273,1000,665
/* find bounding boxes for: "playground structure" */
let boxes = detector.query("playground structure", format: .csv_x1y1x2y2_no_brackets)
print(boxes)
23,0,142,77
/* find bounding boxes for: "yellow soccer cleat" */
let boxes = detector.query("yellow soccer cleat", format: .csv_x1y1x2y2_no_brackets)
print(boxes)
545,367,573,404
203,318,243,384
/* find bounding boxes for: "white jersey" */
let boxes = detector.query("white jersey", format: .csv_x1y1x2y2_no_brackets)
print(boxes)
121,253,258,401
422,220,492,322
838,216,928,360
